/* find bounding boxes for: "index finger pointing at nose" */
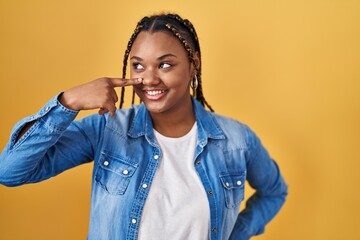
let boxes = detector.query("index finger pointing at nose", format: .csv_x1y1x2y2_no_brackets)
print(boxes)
110,77,143,87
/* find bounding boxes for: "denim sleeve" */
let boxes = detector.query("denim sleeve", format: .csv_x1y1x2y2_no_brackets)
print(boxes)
229,126,288,240
0,93,104,187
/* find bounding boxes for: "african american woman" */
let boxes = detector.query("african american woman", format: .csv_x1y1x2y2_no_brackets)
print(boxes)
0,13,288,240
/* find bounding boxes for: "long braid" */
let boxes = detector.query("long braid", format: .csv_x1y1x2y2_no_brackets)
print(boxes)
119,21,145,108
164,23,195,64
181,18,214,112
165,14,214,111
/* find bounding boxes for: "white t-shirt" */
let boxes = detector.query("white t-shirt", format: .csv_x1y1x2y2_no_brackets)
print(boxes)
138,123,210,240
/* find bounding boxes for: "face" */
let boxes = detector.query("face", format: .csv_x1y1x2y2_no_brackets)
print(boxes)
130,31,196,116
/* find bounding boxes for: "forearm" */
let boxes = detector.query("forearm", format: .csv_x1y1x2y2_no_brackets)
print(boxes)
0,94,81,186
229,174,288,239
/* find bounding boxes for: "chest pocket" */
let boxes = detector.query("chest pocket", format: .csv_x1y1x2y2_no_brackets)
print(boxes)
95,152,138,195
219,172,246,208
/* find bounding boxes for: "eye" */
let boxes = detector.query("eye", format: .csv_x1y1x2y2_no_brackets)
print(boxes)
132,63,144,70
159,63,172,69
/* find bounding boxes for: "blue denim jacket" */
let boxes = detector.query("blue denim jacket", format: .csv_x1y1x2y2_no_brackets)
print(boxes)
0,94,287,240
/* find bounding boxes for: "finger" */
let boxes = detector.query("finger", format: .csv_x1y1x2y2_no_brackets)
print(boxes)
98,108,108,115
98,107,116,116
110,88,119,103
110,77,143,87
102,81,118,103
102,102,117,117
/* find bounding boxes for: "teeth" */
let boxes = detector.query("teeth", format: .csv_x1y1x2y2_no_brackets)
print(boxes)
146,90,165,96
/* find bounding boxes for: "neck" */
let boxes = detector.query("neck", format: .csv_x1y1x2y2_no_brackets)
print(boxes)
150,99,196,138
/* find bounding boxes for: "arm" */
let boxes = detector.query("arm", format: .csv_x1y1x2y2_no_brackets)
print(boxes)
229,127,288,239
0,77,142,187
0,94,99,186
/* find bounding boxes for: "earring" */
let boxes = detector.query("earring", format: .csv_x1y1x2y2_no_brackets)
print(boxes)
191,75,198,90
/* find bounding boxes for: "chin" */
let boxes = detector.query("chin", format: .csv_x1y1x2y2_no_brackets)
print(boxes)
143,102,167,114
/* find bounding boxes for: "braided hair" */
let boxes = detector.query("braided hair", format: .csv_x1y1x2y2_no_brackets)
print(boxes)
120,13,214,112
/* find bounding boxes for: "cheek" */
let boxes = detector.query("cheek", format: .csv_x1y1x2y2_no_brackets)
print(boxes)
132,86,144,99
129,69,136,78
163,76,189,89
133,85,142,93
164,69,192,87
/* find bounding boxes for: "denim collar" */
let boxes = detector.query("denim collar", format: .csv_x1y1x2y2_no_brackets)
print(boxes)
127,97,225,146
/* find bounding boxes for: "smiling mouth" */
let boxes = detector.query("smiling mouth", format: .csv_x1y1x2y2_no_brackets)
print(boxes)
141,89,168,101
145,90,166,96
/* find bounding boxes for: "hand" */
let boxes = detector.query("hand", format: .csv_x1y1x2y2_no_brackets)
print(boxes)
59,77,143,116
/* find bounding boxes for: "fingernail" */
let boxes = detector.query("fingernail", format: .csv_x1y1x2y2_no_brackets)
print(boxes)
137,78,143,82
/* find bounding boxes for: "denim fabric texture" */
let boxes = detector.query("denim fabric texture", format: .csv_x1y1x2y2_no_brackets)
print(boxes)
0,94,288,240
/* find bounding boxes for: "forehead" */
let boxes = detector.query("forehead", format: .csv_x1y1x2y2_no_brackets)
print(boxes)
130,31,187,58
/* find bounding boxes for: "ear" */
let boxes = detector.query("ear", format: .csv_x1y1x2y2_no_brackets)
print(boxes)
193,51,200,70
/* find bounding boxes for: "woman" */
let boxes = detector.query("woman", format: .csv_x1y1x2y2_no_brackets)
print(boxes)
0,13,288,240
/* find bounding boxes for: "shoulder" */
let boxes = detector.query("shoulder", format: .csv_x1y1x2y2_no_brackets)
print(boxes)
211,112,249,134
209,112,258,148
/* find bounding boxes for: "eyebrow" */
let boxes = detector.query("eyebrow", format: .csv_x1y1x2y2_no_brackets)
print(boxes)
130,53,177,61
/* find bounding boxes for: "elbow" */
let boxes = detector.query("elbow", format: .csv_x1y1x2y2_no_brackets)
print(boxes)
274,176,289,205
272,178,288,210
261,175,289,207
279,182,289,207
0,155,27,187
0,167,26,187
0,181,24,187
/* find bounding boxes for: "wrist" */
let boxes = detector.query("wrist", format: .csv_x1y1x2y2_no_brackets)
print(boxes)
58,91,80,111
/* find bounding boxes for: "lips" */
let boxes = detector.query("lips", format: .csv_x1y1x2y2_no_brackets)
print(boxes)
142,89,168,100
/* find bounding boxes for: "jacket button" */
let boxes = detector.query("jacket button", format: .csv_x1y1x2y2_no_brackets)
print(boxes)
154,155,159,160
208,190,213,195
103,161,109,166
142,183,148,189
131,218,137,224
211,227,217,232
122,169,129,175
236,180,242,186
225,182,230,187
195,160,201,165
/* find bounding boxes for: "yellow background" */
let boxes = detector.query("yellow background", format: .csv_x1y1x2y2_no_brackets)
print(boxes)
1,0,359,239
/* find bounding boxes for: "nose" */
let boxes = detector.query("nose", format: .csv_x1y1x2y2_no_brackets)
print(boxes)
142,69,161,86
